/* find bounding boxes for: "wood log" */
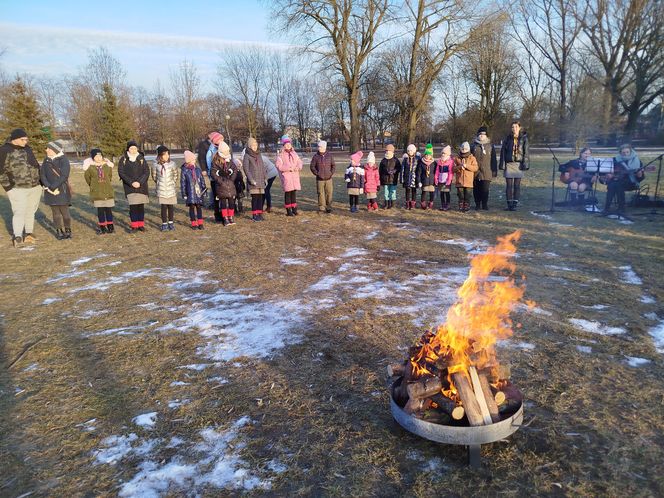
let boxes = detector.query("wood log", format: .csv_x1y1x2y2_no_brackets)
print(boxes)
387,363,405,377
494,391,506,406
451,371,484,427
468,366,493,425
497,382,523,415
404,397,432,415
476,371,501,423
406,376,442,400
393,362,413,405
485,364,511,383
430,393,465,420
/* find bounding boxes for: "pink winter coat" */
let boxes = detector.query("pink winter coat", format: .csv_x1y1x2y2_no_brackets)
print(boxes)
276,149,303,192
364,164,380,193
434,157,454,187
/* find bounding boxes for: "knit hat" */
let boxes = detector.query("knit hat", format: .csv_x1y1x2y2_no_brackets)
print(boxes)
407,144,417,155
281,135,291,145
477,126,488,135
47,140,64,154
183,150,196,164
441,145,452,158
90,148,102,159
318,140,327,150
156,145,169,156
385,144,395,152
210,132,222,145
424,143,434,157
126,140,138,151
367,151,376,164
460,142,470,153
10,128,28,140
350,150,363,164
218,141,231,160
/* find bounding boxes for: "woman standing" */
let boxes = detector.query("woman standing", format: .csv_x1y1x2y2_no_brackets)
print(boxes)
84,148,115,234
453,142,479,212
40,140,72,239
243,137,268,222
275,135,303,216
118,140,150,231
498,121,529,211
471,126,497,210
152,145,179,231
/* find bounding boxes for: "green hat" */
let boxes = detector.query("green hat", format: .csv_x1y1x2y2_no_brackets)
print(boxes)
425,143,434,156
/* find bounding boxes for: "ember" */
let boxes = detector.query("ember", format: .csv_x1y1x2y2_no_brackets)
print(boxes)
390,231,526,428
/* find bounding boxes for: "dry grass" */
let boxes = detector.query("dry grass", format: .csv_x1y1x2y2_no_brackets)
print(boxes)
1,154,663,497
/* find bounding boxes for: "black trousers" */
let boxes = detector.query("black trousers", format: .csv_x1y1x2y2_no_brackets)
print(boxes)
285,190,297,206
265,176,276,209
51,205,71,229
349,195,359,207
473,179,491,208
129,204,145,222
160,204,174,223
439,190,450,205
505,178,521,201
405,187,417,202
188,204,203,221
97,207,113,224
251,194,264,213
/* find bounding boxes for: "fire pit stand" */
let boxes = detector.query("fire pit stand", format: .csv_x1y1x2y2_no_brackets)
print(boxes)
390,379,524,468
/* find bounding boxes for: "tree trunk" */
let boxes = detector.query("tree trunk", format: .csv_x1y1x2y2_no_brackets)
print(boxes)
406,109,418,148
348,87,361,152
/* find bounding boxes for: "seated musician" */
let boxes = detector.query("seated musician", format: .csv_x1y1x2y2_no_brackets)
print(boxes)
559,147,596,205
601,144,644,216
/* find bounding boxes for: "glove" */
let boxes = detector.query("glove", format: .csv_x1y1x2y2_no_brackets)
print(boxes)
229,169,233,175
418,183,422,188
345,178,350,183
360,188,364,194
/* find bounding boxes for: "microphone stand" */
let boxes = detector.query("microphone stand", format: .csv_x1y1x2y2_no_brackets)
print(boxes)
534,144,561,214
632,153,664,218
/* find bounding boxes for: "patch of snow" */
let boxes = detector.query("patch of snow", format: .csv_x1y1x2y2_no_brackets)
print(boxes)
67,268,156,292
340,247,368,258
515,303,552,316
77,309,110,320
576,345,592,354
640,295,655,304
266,460,288,474
548,222,574,227
166,437,185,448
541,252,559,258
93,434,139,464
22,363,39,372
581,304,609,310
42,297,61,305
178,364,212,371
423,457,446,472
280,258,307,266
365,231,379,240
625,356,650,367
83,321,158,338
436,238,488,253
133,412,158,428
71,253,109,266
644,312,659,321
170,381,190,387
19,246,34,251
618,266,642,285
207,377,229,384
546,265,576,272
530,211,552,220
47,268,94,283
168,399,191,409
569,318,626,336
649,319,664,354
76,418,97,432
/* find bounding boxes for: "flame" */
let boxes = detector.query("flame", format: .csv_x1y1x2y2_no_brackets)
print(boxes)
409,231,526,392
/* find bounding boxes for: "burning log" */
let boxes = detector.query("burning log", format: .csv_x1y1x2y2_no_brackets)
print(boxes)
497,381,523,415
451,371,484,427
387,362,405,377
404,397,432,414
430,393,465,420
469,367,500,424
406,376,442,400
494,390,506,406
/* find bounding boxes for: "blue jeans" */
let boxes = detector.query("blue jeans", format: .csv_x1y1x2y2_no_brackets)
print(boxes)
384,185,397,201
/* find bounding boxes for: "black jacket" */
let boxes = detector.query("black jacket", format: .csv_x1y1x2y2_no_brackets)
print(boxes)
379,157,401,185
118,153,150,196
211,157,239,199
498,132,529,171
40,154,71,206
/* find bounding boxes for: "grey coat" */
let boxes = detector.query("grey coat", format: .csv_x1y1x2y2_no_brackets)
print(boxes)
243,150,268,192
151,160,179,199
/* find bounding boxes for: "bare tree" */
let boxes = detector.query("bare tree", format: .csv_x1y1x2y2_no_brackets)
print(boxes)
292,78,315,148
512,0,582,142
170,60,205,150
218,47,273,141
83,46,127,98
35,78,66,130
150,80,172,147
271,0,390,151
268,52,295,135
464,20,519,130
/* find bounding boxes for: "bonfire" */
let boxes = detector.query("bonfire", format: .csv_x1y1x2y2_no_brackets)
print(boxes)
389,230,526,427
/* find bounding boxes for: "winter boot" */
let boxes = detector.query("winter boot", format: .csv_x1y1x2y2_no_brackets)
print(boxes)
222,217,229,226
168,222,175,231
367,202,372,211
107,223,115,233
428,201,434,210
64,228,72,239
512,200,519,211
96,225,107,236
286,207,293,217
56,229,66,240
160,223,168,232
420,201,426,209
292,205,298,216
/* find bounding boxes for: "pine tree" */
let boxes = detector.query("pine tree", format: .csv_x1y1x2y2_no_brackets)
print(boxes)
99,83,133,161
0,77,50,157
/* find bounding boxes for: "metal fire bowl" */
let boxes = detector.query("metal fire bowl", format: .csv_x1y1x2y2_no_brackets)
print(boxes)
390,379,524,446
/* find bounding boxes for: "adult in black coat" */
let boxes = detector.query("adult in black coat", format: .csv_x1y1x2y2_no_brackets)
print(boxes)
40,140,72,239
118,140,150,231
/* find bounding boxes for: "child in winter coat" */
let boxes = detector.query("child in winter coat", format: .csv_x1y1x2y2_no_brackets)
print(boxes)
417,143,436,209
84,148,115,233
345,151,365,213
434,145,454,211
40,140,72,240
181,150,207,229
118,140,150,232
401,144,419,209
275,135,303,216
364,151,380,211
152,145,179,231
211,142,239,226
379,144,400,209
243,137,269,222
453,142,479,212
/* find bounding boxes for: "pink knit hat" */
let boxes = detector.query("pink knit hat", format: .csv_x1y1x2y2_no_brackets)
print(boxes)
184,150,196,164
281,135,291,145
350,150,363,165
210,132,222,145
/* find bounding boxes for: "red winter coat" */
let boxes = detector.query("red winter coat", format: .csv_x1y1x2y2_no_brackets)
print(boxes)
276,149,303,192
364,164,380,193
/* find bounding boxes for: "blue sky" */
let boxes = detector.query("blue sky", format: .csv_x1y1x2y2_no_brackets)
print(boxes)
0,0,289,88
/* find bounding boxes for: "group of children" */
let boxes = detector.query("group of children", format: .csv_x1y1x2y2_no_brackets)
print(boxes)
344,142,478,213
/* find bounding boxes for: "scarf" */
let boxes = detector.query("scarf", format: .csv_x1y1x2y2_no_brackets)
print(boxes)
96,164,105,181
614,150,640,172
385,151,394,160
475,135,491,155
246,147,259,159
185,163,198,185
422,156,434,176
128,153,139,162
